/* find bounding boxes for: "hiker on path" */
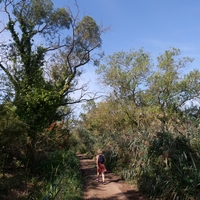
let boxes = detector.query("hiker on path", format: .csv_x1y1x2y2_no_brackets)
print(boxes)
96,149,107,184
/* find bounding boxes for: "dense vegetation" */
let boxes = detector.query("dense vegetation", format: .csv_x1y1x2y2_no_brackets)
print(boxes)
76,48,200,199
0,0,200,199
0,0,103,199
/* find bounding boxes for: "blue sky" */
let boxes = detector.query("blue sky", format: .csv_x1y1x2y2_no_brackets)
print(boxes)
58,0,200,59
0,0,200,108
53,0,200,94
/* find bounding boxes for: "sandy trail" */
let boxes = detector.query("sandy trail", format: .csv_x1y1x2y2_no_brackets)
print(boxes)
78,154,149,200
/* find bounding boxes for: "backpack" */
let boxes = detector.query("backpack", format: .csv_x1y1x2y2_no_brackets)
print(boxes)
98,154,104,164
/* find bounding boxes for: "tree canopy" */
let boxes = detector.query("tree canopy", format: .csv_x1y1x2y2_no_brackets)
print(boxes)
96,48,200,130
0,0,104,132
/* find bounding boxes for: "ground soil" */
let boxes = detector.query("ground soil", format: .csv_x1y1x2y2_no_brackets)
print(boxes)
79,154,150,200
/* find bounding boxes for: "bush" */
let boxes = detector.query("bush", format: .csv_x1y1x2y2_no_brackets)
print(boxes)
29,149,83,200
138,132,200,199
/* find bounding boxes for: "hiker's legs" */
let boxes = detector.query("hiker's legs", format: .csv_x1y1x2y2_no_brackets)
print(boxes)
96,168,100,181
101,172,105,183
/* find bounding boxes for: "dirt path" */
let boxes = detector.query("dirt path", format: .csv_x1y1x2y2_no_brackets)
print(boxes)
78,154,149,200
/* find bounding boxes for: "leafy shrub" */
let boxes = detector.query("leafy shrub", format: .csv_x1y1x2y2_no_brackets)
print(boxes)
138,132,200,199
29,149,83,200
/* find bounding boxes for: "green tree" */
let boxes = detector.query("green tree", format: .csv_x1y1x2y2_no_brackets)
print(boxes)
96,49,152,105
96,48,153,131
146,48,200,131
0,0,104,168
96,48,200,133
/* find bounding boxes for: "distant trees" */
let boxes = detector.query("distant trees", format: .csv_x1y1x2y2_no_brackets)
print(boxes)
95,48,200,132
80,48,200,150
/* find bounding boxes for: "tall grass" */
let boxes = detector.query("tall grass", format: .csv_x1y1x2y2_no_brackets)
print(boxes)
29,149,83,200
103,129,200,199
137,132,200,199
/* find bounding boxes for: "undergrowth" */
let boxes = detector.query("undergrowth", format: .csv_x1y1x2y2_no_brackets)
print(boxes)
0,149,83,200
29,149,83,200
